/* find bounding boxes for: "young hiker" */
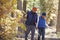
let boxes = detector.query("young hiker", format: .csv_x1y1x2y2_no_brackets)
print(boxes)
38,12,47,40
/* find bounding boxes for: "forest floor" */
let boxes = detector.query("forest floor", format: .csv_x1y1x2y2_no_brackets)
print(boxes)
14,26,60,40
17,38,60,40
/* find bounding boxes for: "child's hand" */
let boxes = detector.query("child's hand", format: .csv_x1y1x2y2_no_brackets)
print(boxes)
46,24,49,28
36,27,38,30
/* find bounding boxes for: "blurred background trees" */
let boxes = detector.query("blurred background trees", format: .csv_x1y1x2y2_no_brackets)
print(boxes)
0,0,23,40
0,0,60,40
56,0,60,37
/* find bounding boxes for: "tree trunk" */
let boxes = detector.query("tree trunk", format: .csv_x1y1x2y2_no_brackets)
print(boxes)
17,0,23,10
56,0,60,33
23,0,26,12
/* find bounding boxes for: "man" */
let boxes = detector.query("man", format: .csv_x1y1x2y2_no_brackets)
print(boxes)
38,12,46,40
25,7,38,40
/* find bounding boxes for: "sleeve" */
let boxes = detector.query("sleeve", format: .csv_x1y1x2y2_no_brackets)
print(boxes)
27,12,32,22
45,22,49,28
27,12,29,19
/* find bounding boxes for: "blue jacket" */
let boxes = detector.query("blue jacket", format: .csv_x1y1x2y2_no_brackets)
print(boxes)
25,11,37,26
38,16,46,28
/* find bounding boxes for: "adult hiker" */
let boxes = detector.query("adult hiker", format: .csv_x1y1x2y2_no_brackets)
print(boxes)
25,7,38,40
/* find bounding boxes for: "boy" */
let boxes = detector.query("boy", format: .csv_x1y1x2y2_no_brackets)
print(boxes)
38,12,46,40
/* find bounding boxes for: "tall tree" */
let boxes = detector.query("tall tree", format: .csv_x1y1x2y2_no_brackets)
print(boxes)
56,0,60,33
23,0,27,12
0,0,17,40
17,0,23,10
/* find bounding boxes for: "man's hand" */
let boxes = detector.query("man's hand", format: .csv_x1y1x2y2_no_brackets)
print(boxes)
35,23,37,25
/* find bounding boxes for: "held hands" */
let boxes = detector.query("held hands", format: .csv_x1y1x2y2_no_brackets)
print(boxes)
36,27,38,30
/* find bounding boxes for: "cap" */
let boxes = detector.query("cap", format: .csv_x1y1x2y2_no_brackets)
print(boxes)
42,12,46,16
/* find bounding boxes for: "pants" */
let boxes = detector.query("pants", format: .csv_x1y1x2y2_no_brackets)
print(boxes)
25,25,35,40
38,27,45,40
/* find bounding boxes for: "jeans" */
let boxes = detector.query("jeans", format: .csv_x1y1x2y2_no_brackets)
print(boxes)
38,27,45,40
25,25,35,40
